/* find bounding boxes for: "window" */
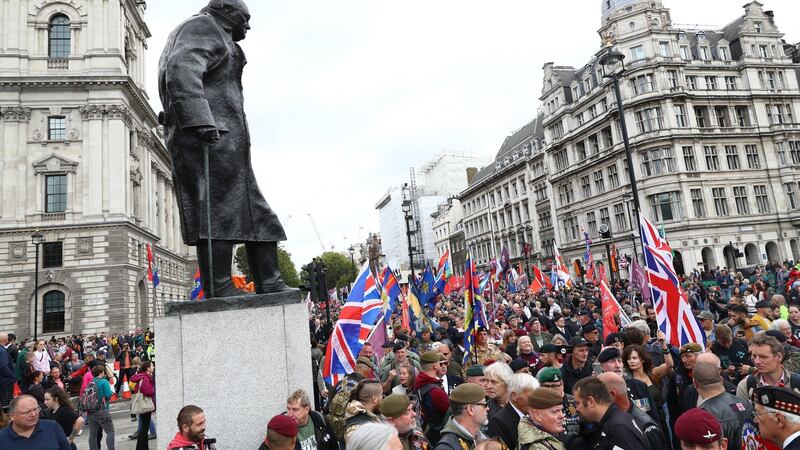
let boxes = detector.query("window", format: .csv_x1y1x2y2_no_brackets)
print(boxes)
680,46,690,60
641,147,676,176
576,142,587,161
614,203,627,230
558,183,574,206
593,170,605,193
599,207,610,228
733,186,749,214
585,79,592,92
42,242,63,268
648,192,682,221
683,146,697,171
766,71,777,89
704,146,720,170
759,45,769,58
686,76,697,90
563,217,578,241
719,47,729,60
754,185,770,213
48,116,66,140
632,74,655,94
694,106,708,127
725,76,737,90
675,104,687,127
635,107,662,133
601,127,613,148
667,70,678,88
581,176,592,198
785,183,798,210
724,145,740,170
745,145,760,169
45,174,67,213
700,47,711,61
691,189,706,218
42,291,65,334
715,106,729,128
754,22,762,33
712,187,729,216
767,104,786,125
630,45,645,61
735,106,751,126
48,15,70,58
587,212,597,237
705,76,717,90
553,148,569,171
659,41,670,57
538,211,552,229
607,164,619,188
589,135,600,155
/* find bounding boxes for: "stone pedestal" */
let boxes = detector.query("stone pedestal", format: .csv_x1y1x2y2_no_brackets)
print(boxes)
154,290,311,450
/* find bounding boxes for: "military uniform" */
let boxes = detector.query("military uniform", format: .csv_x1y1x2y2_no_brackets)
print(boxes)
463,343,503,376
518,417,567,450
399,430,431,450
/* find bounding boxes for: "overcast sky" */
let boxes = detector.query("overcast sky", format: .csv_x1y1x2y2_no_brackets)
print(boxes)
143,0,799,268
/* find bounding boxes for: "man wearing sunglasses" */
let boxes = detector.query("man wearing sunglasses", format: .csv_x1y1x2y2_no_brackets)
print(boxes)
435,384,489,450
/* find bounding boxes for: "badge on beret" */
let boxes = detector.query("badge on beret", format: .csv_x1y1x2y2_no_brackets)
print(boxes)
761,394,770,405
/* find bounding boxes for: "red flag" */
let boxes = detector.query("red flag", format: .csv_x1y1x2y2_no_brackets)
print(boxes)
529,277,543,293
600,280,619,339
610,244,619,273
146,244,154,281
400,287,410,332
532,265,552,292
597,262,607,284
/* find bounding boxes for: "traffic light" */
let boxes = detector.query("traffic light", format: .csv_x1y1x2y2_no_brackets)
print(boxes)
300,260,319,301
314,257,328,302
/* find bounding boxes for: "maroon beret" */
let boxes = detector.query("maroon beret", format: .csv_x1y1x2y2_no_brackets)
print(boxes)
267,414,298,437
674,408,723,444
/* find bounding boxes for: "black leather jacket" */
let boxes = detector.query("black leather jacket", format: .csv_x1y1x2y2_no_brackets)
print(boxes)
699,392,752,450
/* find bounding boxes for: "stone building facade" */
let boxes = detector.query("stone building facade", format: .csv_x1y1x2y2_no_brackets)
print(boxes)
0,0,192,338
539,0,800,276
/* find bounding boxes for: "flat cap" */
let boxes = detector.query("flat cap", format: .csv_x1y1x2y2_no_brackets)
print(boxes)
568,337,591,347
465,365,485,377
597,347,621,363
267,415,298,437
356,356,372,366
449,383,486,404
509,359,529,373
537,367,562,384
380,394,411,418
539,343,557,353
679,343,703,354
581,323,598,335
420,351,441,365
753,386,800,415
674,408,723,445
527,388,563,409
696,311,714,321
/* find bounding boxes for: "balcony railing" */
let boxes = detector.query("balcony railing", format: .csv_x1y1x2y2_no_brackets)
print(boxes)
47,58,69,70
42,213,65,221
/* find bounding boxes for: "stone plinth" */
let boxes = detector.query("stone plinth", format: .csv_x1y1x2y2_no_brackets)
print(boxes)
154,290,311,450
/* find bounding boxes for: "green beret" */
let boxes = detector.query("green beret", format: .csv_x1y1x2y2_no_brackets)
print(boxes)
537,367,563,384
527,388,563,409
539,343,557,353
679,343,703,355
420,351,441,365
380,394,410,418
356,356,372,366
465,365,485,377
449,383,486,404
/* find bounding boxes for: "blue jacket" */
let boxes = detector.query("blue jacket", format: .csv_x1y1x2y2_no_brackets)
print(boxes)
0,345,15,385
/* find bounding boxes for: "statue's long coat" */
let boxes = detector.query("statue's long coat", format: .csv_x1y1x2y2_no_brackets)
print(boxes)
158,12,285,245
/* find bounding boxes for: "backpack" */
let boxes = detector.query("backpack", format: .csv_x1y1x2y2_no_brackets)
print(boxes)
325,378,356,442
79,380,102,413
418,383,449,444
783,352,800,375
745,370,800,399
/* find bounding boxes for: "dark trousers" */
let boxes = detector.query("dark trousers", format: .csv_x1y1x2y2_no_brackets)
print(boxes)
115,368,136,393
0,382,13,413
136,412,152,450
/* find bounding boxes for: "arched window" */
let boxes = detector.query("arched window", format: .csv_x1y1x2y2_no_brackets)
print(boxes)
42,290,65,333
48,15,71,58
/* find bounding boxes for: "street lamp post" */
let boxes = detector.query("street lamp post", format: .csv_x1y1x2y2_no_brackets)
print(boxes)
517,225,532,282
621,193,638,259
31,231,45,341
401,200,416,282
348,246,356,280
601,45,642,263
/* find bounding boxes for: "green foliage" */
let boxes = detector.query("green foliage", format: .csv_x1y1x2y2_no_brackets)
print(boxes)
319,251,358,289
233,244,300,287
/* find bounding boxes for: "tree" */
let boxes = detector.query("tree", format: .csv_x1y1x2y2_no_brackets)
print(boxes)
319,251,357,289
234,245,300,287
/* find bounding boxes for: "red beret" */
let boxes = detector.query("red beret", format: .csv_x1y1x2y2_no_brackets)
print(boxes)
674,408,723,444
267,415,298,437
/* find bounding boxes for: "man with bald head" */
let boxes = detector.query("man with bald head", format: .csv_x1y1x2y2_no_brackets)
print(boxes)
691,361,751,450
0,333,15,413
0,395,71,448
598,372,665,449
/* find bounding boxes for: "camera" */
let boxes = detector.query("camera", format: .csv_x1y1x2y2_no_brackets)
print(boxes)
554,345,573,355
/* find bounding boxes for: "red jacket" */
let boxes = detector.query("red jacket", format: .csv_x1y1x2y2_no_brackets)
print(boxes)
414,371,449,414
130,372,155,409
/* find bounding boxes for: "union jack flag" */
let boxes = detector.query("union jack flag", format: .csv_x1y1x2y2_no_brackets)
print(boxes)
639,213,705,348
321,262,382,385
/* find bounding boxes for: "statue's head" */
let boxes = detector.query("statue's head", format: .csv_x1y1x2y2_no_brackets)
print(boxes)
206,0,251,41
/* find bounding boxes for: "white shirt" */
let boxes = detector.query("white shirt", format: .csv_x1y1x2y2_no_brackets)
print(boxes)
511,402,525,418
784,430,800,449
439,375,450,394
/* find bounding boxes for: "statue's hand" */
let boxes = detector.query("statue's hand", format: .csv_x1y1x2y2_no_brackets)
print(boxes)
192,125,220,143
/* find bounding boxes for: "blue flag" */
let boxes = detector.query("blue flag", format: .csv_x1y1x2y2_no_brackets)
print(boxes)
152,268,160,288
419,263,437,309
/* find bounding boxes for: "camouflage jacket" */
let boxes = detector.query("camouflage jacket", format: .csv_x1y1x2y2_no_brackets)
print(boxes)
463,344,503,376
517,417,566,450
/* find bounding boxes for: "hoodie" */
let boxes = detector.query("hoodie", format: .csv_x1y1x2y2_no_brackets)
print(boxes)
167,432,216,450
414,371,450,414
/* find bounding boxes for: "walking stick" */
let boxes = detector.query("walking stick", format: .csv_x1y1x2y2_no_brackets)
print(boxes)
203,141,215,299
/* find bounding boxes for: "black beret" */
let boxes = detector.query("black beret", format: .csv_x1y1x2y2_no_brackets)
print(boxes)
597,347,621,363
753,386,800,415
509,359,529,373
581,323,598,335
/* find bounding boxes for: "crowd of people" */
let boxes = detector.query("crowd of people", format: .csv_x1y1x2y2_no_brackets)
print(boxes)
0,329,157,449
291,260,800,449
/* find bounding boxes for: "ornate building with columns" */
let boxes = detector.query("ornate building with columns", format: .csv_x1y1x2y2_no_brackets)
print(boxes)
0,0,191,337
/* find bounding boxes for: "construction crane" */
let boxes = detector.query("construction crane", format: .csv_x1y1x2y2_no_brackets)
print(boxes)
307,213,327,253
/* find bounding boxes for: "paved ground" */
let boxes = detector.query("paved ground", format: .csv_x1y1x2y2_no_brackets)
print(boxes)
71,399,158,450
